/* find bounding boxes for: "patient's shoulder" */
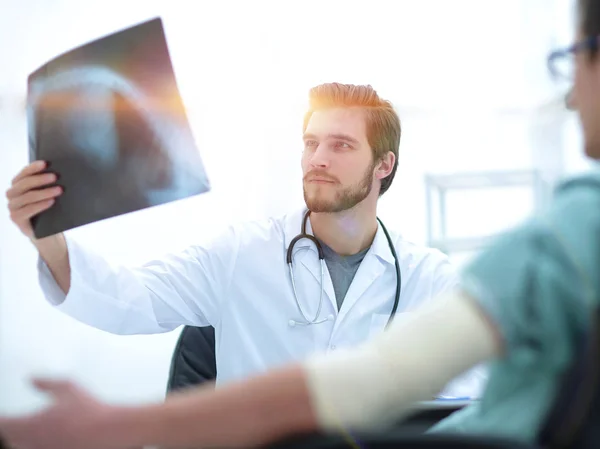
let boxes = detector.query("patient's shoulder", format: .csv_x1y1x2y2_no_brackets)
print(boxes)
553,171,600,208
546,172,600,248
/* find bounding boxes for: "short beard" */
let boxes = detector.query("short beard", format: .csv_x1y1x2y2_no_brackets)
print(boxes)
303,163,375,213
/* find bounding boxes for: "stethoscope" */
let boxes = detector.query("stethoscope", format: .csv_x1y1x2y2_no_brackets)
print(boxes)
286,210,401,328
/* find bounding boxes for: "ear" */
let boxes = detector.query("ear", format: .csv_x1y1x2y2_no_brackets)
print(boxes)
374,151,395,181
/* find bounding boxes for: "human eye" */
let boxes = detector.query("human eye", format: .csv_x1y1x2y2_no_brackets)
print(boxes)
334,141,351,150
304,139,318,148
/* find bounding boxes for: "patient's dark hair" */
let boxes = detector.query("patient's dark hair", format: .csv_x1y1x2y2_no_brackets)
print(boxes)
580,0,600,58
302,83,401,196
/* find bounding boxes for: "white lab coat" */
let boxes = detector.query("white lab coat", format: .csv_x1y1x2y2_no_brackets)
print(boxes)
38,207,486,395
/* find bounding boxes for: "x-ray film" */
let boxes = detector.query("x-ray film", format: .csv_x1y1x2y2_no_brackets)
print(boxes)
27,17,210,239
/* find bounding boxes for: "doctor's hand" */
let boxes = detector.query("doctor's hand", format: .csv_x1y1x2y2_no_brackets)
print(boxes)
0,378,139,449
6,160,63,240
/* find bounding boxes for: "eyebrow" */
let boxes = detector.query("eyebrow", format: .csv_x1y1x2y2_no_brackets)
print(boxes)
302,133,360,145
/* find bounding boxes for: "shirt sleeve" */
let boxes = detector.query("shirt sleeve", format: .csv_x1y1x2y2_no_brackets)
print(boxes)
37,226,240,334
460,175,600,366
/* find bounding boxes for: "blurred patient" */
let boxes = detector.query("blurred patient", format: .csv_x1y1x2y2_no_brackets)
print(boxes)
1,1,599,448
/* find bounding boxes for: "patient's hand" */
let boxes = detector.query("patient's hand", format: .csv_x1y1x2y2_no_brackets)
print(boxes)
0,378,129,449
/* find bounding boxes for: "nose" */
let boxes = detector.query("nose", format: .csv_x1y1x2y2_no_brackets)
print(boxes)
308,143,330,169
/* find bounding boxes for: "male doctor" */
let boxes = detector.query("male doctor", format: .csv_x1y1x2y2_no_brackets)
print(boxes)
6,82,483,395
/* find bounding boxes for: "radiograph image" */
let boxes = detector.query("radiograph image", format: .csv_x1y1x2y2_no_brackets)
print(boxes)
27,18,210,238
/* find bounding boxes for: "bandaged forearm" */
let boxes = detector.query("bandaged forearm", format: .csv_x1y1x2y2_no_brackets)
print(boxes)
302,291,499,431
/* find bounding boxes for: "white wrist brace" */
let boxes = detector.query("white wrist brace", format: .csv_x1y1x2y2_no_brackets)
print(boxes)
303,292,498,432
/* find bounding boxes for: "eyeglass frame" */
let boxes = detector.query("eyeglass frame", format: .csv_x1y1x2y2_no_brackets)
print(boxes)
547,36,599,81
546,36,599,108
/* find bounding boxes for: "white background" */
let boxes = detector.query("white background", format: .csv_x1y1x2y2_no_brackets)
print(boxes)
0,0,594,412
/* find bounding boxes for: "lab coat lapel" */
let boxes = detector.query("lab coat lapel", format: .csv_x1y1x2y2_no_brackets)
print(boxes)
335,221,397,324
335,253,385,323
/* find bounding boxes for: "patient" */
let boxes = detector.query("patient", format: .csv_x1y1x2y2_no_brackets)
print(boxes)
1,1,599,448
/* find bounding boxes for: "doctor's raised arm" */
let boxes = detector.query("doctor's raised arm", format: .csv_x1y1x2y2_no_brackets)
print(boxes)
7,160,71,292
5,160,234,334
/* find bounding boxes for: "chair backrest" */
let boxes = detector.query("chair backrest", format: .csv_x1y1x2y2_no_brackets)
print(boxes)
166,325,217,393
537,310,600,449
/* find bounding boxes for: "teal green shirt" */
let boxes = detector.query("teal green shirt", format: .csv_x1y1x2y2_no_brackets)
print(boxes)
429,173,600,442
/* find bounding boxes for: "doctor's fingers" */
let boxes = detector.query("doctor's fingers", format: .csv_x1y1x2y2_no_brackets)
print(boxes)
9,199,56,227
11,160,48,184
7,185,62,211
7,172,58,199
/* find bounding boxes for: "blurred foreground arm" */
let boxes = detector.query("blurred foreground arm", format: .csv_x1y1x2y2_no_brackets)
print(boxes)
147,291,500,449
0,290,499,449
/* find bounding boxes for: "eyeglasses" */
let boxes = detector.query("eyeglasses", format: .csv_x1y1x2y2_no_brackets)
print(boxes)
547,36,598,81
547,36,599,110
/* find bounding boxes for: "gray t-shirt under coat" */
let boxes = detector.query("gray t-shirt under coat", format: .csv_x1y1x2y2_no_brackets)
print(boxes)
318,239,370,310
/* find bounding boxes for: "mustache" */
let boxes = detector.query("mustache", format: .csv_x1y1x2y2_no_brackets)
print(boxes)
304,171,339,183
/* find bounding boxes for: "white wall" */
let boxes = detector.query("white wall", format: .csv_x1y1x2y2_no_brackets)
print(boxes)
0,0,581,413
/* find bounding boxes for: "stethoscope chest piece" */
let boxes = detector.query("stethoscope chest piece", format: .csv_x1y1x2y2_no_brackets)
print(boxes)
288,314,334,328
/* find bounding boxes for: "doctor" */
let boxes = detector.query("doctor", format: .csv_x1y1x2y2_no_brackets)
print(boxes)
6,82,482,394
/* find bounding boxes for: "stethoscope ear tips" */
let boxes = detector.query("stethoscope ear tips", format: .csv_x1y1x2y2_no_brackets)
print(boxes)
288,319,297,327
327,314,334,321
